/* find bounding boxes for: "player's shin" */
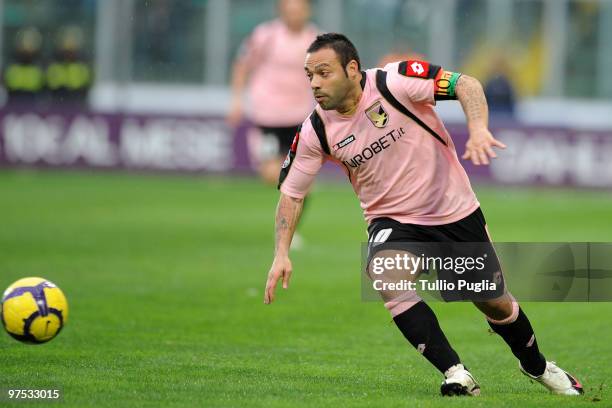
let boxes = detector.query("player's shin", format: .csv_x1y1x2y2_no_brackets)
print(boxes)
370,249,463,374
486,301,547,377
392,300,462,374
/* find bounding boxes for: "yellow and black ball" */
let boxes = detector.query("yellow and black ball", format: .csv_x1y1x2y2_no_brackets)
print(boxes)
1,277,68,344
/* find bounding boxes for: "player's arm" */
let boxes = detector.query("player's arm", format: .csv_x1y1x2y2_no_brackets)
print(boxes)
263,120,323,304
456,75,507,165
264,193,304,304
227,26,265,127
226,59,250,127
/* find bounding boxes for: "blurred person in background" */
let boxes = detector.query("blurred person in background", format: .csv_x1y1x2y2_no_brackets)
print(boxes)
483,55,516,120
378,49,425,68
2,27,46,107
46,25,93,106
227,0,318,185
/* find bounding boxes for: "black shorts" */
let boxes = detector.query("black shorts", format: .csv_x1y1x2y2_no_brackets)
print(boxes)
366,208,504,301
258,125,300,157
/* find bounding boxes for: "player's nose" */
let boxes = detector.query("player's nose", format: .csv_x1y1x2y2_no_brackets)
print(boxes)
310,76,321,90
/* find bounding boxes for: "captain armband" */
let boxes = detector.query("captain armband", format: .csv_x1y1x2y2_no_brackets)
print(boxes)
434,70,462,100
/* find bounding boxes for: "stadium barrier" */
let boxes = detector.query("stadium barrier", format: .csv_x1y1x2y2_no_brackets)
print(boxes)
0,107,611,188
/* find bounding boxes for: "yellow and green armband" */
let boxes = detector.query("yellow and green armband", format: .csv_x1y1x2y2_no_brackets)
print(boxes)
434,70,462,100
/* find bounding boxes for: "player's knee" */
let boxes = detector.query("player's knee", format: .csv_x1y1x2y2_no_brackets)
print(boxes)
384,291,422,317
478,292,519,323
367,249,421,280
367,249,422,312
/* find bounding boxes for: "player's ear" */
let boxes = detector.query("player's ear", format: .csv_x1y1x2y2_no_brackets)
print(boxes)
346,60,359,79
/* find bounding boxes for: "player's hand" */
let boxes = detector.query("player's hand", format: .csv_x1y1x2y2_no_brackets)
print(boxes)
226,102,243,128
462,128,507,166
264,255,292,304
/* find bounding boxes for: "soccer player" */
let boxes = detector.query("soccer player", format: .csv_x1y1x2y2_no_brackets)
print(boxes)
263,33,584,397
227,0,318,185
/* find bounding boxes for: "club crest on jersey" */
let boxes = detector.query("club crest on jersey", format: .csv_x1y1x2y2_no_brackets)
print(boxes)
365,101,389,128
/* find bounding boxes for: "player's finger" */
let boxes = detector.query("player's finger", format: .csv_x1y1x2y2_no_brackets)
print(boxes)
264,281,271,304
462,149,471,160
492,139,507,149
471,150,481,165
264,274,278,304
484,145,497,159
478,149,489,165
265,283,275,304
282,268,292,289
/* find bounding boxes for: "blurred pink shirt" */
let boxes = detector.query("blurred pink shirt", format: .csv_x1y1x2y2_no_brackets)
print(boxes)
280,62,479,225
239,19,318,127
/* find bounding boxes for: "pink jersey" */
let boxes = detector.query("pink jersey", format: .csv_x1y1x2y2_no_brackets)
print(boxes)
279,61,479,225
238,19,318,127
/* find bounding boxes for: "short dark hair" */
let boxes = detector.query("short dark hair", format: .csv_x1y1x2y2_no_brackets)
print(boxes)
306,33,361,73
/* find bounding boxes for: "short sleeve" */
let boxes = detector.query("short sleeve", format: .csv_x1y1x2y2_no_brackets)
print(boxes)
278,118,326,199
236,23,270,68
384,60,462,104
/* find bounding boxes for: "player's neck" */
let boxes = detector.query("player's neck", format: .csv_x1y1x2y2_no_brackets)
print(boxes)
336,74,364,117
283,21,306,34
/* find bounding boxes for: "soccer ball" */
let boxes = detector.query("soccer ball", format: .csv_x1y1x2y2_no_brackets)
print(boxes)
1,277,69,344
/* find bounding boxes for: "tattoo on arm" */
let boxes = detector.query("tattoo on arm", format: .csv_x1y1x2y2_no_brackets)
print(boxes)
274,194,304,254
457,75,488,130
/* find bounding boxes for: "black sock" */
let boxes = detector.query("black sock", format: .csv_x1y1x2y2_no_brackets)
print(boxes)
487,307,546,376
393,301,461,374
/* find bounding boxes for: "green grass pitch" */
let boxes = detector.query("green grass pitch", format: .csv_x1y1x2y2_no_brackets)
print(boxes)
0,169,610,407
